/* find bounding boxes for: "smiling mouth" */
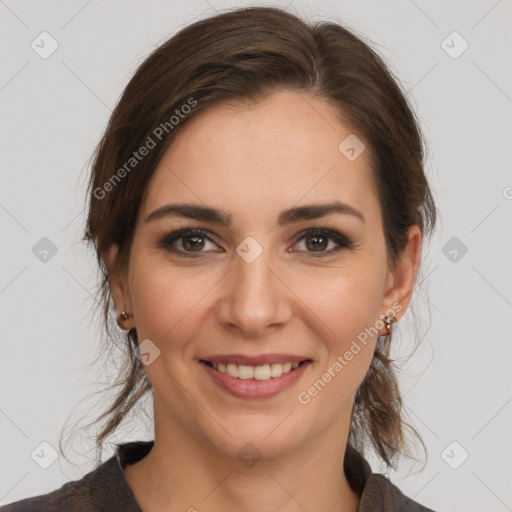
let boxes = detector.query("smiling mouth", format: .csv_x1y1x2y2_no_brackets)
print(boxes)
200,359,311,381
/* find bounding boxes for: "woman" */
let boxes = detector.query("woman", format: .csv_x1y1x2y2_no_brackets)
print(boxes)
3,5,437,511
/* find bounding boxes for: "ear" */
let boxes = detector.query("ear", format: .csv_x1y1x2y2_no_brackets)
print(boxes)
104,243,135,330
380,225,422,327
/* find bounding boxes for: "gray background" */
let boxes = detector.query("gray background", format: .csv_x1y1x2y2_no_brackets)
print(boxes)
1,1,511,511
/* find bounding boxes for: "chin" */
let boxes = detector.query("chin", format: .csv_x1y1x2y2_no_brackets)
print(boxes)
202,413,308,464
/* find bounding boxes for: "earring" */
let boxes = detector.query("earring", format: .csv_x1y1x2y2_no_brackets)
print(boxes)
120,311,133,321
383,315,397,331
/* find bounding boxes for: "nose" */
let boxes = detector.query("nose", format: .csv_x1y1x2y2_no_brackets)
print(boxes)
215,242,294,338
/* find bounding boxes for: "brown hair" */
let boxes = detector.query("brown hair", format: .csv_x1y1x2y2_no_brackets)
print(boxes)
62,5,436,469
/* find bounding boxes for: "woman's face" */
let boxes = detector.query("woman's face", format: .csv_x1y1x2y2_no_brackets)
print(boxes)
108,90,419,460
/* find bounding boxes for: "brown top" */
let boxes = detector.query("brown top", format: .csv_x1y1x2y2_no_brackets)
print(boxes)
1,441,435,511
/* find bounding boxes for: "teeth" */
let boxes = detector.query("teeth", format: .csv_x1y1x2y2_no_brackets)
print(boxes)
238,364,254,379
210,361,302,381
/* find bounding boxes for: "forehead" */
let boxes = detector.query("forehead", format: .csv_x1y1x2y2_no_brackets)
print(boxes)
141,91,379,226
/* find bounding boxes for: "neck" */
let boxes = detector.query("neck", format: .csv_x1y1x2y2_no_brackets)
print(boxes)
123,394,361,512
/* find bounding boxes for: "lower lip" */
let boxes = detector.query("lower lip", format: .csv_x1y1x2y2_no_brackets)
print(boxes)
199,360,312,399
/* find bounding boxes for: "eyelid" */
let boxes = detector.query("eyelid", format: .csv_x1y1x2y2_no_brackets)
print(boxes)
158,228,220,253
291,226,354,256
158,226,354,257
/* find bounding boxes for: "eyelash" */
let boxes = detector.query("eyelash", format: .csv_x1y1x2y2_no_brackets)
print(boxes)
157,227,354,258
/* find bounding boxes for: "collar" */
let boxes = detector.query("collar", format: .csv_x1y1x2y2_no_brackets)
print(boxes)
109,440,433,512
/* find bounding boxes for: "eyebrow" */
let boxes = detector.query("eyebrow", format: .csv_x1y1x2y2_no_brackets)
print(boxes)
144,200,365,226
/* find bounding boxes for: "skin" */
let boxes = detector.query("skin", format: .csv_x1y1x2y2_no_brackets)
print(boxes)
106,90,422,512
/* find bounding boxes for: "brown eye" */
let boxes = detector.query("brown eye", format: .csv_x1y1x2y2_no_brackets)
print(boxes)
158,229,219,255
158,227,353,258
181,234,206,252
293,228,353,258
304,234,329,252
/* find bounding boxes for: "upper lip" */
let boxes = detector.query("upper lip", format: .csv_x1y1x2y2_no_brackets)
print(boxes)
200,354,311,366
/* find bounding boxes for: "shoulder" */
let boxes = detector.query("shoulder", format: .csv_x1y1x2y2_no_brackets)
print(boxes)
1,456,137,512
344,446,436,512
1,474,93,512
1,476,90,512
361,473,437,512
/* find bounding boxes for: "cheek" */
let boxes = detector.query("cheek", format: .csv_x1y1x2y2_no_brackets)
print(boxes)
129,258,217,351
295,260,387,342
292,260,386,394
